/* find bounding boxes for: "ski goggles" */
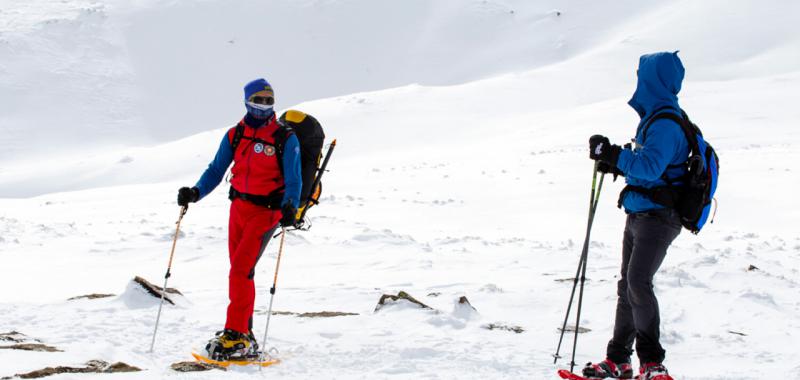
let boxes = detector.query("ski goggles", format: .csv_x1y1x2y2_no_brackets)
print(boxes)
249,95,274,106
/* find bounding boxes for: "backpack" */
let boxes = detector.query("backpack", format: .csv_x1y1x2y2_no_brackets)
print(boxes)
229,110,334,228
277,110,329,220
620,109,719,234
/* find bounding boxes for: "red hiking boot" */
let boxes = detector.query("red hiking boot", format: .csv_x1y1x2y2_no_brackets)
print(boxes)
637,362,673,380
582,358,634,379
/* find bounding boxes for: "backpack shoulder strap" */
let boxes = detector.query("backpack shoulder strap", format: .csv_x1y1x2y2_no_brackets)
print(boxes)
269,123,295,180
640,107,679,142
230,123,245,152
272,122,294,154
641,108,702,154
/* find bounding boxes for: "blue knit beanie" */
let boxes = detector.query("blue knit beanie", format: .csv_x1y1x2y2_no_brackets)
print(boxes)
244,78,273,100
244,78,275,119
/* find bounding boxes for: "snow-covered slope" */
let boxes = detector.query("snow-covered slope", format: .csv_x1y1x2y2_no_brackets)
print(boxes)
0,0,654,162
3,0,799,196
3,0,798,165
1,1,800,379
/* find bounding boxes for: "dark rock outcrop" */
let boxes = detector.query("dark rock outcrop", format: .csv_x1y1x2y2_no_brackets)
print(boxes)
67,294,115,301
255,310,358,318
170,361,226,372
374,291,432,312
0,343,61,352
132,276,182,305
0,331,38,343
457,296,475,309
2,360,140,379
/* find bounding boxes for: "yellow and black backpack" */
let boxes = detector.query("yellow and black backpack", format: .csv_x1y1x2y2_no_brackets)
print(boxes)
277,110,335,228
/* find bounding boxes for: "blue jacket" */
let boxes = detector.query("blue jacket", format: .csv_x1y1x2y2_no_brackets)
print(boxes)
616,52,690,213
194,115,302,208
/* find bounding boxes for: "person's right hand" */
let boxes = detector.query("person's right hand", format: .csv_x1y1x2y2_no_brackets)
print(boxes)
177,187,199,207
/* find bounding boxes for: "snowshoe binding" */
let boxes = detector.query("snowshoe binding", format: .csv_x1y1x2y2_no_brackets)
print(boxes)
582,358,634,379
637,362,673,380
204,329,259,361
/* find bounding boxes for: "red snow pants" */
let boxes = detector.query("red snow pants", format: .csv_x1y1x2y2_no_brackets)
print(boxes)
225,198,281,334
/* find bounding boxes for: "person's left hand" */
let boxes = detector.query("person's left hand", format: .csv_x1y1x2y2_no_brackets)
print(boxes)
280,203,297,228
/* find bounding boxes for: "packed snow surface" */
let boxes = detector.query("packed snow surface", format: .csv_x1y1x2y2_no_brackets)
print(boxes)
1,1,800,379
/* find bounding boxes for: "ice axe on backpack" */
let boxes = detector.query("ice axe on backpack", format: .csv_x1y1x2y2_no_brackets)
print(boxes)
291,139,337,230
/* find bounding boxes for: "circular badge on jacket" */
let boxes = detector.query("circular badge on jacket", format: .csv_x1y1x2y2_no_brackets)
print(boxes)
254,143,264,154
264,145,276,156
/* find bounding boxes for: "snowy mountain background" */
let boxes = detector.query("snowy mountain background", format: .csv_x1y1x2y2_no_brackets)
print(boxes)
1,0,799,379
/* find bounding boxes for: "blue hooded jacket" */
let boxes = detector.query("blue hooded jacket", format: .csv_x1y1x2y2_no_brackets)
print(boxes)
615,52,690,213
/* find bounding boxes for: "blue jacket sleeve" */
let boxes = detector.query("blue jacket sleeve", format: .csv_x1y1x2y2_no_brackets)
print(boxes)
616,119,686,181
281,134,302,208
194,133,234,200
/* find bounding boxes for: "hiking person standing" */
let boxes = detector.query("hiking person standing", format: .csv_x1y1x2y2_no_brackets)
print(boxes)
176,78,302,360
583,52,689,380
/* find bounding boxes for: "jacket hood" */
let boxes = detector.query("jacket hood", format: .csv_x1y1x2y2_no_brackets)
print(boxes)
628,51,685,118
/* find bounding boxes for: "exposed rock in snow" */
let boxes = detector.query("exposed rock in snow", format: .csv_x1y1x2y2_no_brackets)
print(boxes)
295,311,358,318
452,296,479,320
374,291,432,312
482,323,524,334
118,276,185,308
170,361,225,372
0,343,61,352
1,360,140,379
67,293,115,301
255,310,359,318
559,325,591,334
0,331,38,344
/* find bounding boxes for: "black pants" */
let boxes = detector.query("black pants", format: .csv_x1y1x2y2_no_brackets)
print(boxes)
606,209,680,364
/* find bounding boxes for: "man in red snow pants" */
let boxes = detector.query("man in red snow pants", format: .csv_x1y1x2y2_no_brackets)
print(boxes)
177,78,302,360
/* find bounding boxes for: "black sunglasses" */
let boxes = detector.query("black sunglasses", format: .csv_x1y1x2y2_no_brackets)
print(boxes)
251,96,275,105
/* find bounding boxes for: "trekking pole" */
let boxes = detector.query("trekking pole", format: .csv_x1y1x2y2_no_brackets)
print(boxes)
259,227,287,365
568,170,605,371
553,163,604,367
149,205,188,353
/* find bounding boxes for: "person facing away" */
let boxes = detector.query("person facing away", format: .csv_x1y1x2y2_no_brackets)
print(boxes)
584,52,689,380
176,78,302,361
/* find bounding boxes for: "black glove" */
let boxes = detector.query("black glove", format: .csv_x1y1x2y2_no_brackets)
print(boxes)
589,135,621,165
597,161,625,181
177,187,199,207
280,202,297,228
